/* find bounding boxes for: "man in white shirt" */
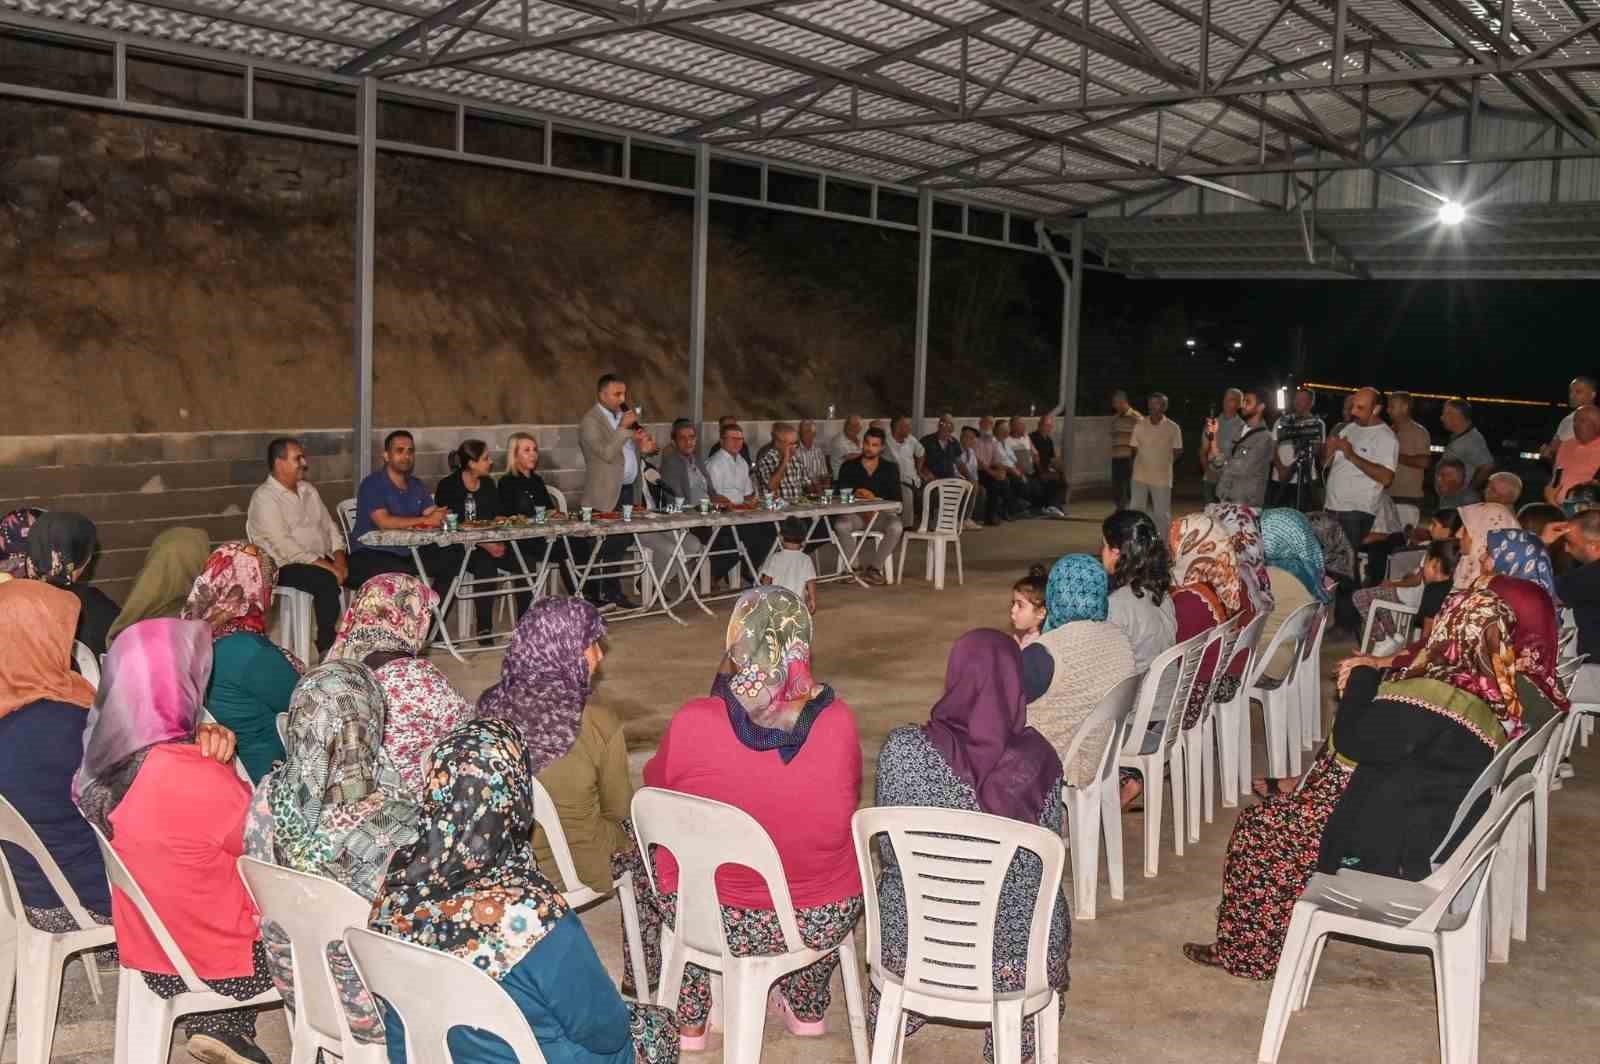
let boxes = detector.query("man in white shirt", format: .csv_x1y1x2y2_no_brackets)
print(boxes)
883,415,929,520
246,436,347,657
795,419,830,487
704,422,774,580
1128,393,1183,532
828,414,864,473
1543,375,1598,460
1322,386,1398,557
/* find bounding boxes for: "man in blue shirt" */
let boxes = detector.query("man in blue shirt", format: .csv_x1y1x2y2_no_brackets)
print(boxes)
346,430,464,609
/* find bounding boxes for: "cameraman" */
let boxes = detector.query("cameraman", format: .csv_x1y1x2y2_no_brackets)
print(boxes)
1207,387,1274,506
1272,388,1325,510
1322,386,1398,555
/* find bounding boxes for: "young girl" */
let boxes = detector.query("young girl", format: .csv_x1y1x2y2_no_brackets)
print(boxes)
1010,565,1048,647
1365,538,1461,655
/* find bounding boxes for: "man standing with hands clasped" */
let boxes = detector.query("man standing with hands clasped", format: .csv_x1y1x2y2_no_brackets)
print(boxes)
1322,386,1398,555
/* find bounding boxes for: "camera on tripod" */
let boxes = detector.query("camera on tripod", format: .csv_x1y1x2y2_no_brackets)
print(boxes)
1275,413,1326,454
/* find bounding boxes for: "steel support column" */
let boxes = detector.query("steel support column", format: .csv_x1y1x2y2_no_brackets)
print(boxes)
687,142,710,427
353,76,376,480
1038,221,1081,475
912,188,932,430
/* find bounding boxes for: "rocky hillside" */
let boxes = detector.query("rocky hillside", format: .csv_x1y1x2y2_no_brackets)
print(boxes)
0,98,1059,436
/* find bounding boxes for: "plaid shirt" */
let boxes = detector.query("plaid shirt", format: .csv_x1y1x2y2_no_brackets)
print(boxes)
755,446,812,501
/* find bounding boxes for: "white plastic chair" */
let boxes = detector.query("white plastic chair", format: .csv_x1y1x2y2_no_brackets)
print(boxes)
1059,672,1142,920
1117,629,1213,877
527,777,649,997
89,825,280,1064
1360,596,1420,654
271,586,316,665
0,796,115,1064
895,478,974,591
336,499,358,554
1296,605,1331,751
1395,502,1422,529
344,927,549,1064
1246,603,1321,779
630,787,868,1064
1386,547,1426,582
852,806,1064,1064
1212,612,1269,809
1483,715,1561,963
73,640,101,690
235,857,387,1064
1257,775,1535,1064
1183,614,1246,839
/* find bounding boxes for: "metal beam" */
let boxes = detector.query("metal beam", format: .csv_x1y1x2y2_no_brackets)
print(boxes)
688,143,710,428
337,0,496,76
354,77,377,481
912,189,932,431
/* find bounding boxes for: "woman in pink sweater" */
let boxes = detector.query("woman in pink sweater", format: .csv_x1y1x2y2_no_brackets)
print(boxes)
634,588,862,1051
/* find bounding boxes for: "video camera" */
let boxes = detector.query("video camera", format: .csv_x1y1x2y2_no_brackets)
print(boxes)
1274,413,1326,450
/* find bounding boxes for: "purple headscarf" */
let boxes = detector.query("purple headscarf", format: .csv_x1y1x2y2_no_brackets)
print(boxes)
922,629,1062,823
74,618,212,836
477,596,607,774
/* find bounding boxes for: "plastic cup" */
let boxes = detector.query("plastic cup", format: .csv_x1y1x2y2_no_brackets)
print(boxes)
822,489,835,504
622,504,634,521
443,512,459,531
581,507,594,523
699,499,711,514
841,489,855,504
534,506,547,523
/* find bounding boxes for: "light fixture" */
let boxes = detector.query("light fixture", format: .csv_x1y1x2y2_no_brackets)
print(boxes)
1185,338,1197,348
1232,340,1243,350
1275,386,1288,411
1438,200,1466,225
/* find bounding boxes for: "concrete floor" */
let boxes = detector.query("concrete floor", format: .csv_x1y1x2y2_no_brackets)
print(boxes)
7,501,1599,1064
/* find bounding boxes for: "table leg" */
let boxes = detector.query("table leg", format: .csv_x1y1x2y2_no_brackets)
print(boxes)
827,512,881,588
414,545,472,663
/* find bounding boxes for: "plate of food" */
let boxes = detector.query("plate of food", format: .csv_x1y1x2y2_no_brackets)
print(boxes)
593,511,623,520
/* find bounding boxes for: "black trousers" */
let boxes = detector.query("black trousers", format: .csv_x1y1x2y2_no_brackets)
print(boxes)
347,545,464,612
571,483,635,603
1111,457,1133,510
978,472,1020,524
276,563,343,656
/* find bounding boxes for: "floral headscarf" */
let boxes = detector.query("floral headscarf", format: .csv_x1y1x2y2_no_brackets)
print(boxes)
1489,574,1568,714
714,587,831,763
1306,512,1358,581
0,508,40,579
1261,508,1331,603
375,657,473,795
263,660,419,897
328,574,438,666
25,512,97,587
74,619,212,837
477,596,607,775
1487,529,1557,601
1044,554,1109,631
0,581,95,720
1388,586,1521,746
1454,503,1518,589
1207,504,1274,615
369,719,570,980
182,542,279,641
1170,511,1245,617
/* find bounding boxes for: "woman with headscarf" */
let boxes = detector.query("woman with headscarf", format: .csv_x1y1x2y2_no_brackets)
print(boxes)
1306,511,1358,589
1453,501,1520,590
24,511,121,657
0,581,107,935
370,719,679,1064
1487,528,1559,603
183,542,302,781
0,507,40,580
1026,555,1137,786
1183,583,1532,979
327,573,472,792
75,618,275,1064
640,588,861,1049
478,597,627,900
107,526,211,645
872,629,1070,1063
1259,508,1332,680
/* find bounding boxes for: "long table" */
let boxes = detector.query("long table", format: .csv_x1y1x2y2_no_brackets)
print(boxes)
359,499,900,660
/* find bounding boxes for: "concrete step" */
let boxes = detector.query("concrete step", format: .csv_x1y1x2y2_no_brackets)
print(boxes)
0,428,354,469
0,457,355,500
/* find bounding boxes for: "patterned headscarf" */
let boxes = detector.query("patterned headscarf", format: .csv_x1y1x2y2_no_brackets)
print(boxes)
0,581,95,720
328,573,438,665
1306,512,1358,581
1489,575,1568,714
1455,503,1518,589
182,542,279,640
369,719,570,980
0,508,40,579
1207,504,1274,615
923,628,1061,823
1170,511,1245,616
107,527,211,644
477,597,606,775
74,619,212,837
1044,554,1109,631
1390,586,1521,745
1261,508,1331,603
1487,529,1557,601
375,657,473,795
25,511,96,587
265,660,419,897
713,588,832,763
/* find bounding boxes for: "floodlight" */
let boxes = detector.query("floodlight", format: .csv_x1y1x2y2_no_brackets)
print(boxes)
1438,201,1466,225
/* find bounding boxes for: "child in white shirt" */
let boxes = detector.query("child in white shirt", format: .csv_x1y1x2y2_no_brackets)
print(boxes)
760,517,818,612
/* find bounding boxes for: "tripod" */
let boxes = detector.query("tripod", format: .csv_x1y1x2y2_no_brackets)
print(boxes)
1285,444,1321,512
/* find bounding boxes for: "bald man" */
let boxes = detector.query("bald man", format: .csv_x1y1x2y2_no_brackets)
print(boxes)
1321,385,1398,555
1548,404,1600,504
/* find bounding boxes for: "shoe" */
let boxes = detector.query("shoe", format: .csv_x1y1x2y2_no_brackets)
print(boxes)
679,1026,710,1053
595,600,619,614
863,568,887,586
187,1033,272,1064
768,987,827,1036
963,519,982,531
1043,505,1065,518
609,595,642,611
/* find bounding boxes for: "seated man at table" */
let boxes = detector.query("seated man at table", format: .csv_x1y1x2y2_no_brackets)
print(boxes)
754,422,811,503
832,426,904,587
706,414,751,463
246,436,348,657
655,418,739,586
706,421,776,581
347,429,461,604
795,419,831,489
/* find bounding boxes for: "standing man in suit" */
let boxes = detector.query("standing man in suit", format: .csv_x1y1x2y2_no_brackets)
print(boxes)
578,372,658,610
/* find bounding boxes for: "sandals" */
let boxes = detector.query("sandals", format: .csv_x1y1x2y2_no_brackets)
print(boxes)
769,987,827,1036
1182,942,1226,970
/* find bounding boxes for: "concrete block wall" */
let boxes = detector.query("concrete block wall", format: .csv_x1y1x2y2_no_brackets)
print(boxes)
0,415,1112,600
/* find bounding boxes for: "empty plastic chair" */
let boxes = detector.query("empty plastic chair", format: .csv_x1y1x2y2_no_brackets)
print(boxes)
895,479,975,591
335,499,358,555
89,825,280,1064
852,806,1065,1064
1482,716,1561,963
0,795,115,1064
344,928,549,1064
1058,672,1142,919
1296,605,1332,751
1246,603,1321,779
1213,612,1269,809
236,857,386,1064
630,787,868,1064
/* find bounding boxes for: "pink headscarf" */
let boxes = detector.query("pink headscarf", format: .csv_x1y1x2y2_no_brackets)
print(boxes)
1455,503,1519,589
